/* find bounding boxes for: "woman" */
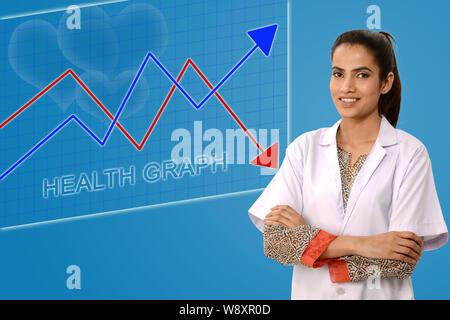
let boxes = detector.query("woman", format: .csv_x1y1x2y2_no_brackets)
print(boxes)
248,29,448,299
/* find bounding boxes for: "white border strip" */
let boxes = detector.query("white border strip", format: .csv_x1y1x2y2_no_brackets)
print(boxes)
1,188,265,231
287,0,291,145
0,0,129,21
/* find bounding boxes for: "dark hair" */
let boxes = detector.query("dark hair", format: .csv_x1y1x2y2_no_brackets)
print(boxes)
330,30,401,128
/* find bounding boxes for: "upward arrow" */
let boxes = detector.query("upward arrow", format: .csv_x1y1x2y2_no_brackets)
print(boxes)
247,24,278,56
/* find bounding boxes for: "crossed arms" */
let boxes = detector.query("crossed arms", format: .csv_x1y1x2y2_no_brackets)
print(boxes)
263,205,422,283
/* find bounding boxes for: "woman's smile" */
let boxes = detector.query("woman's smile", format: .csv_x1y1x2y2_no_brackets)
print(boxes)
339,97,360,106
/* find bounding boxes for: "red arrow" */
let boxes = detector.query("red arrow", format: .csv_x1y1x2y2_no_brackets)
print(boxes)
250,142,278,169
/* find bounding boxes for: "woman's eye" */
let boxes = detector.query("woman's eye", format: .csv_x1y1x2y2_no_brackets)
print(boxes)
332,72,343,78
357,73,369,78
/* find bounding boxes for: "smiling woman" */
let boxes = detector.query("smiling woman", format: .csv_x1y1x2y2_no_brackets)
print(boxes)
248,29,448,300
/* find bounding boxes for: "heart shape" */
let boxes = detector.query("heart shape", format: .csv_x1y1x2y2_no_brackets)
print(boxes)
112,3,169,71
57,3,168,76
8,19,76,112
7,4,168,126
57,6,119,76
58,3,168,127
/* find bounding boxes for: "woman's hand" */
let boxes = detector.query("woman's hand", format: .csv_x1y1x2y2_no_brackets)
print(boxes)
356,231,423,264
263,205,306,229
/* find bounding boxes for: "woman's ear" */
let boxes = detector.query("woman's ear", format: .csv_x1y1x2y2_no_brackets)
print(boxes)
380,71,395,94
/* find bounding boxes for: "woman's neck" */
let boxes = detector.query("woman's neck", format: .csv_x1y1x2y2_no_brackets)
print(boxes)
337,111,381,147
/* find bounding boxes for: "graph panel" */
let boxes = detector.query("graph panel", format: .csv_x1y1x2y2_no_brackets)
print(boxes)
0,0,287,228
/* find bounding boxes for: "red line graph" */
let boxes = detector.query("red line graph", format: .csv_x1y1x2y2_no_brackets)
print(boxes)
0,59,264,153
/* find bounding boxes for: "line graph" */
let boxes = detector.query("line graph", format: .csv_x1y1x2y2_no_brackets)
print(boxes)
0,24,280,182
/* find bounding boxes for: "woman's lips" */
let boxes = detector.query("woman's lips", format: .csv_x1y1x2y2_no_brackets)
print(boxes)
339,97,360,106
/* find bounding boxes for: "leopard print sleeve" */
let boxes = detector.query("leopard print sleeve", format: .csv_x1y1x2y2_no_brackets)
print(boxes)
339,255,416,282
263,223,417,282
263,223,321,266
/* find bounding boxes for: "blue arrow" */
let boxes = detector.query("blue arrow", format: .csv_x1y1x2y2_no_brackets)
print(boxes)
247,24,278,57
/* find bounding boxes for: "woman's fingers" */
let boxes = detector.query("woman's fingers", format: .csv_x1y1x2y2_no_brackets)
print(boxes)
266,209,293,224
397,238,422,257
264,215,293,228
269,209,293,220
265,207,299,228
268,206,301,221
270,205,298,217
398,231,423,248
392,252,417,264
266,205,306,227
393,244,421,262
264,219,281,226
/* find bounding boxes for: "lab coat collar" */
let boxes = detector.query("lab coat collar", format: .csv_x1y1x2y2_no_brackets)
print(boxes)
319,114,397,147
319,114,397,231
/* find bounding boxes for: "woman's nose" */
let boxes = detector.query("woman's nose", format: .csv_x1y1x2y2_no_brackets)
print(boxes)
340,77,356,93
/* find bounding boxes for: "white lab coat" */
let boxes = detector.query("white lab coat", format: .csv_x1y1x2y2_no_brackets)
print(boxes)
248,114,448,300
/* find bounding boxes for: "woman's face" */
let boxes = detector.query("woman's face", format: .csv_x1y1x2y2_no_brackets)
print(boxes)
330,43,393,120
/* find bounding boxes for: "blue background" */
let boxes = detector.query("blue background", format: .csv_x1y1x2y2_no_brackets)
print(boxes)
0,0,449,299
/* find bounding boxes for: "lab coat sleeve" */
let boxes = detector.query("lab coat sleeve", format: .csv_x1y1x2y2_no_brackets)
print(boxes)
389,144,448,251
248,142,304,232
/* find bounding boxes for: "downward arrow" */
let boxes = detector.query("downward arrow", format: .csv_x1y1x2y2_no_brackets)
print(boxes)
250,142,279,169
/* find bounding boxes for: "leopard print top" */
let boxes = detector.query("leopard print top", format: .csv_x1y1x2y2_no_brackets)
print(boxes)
336,145,368,214
262,145,416,281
